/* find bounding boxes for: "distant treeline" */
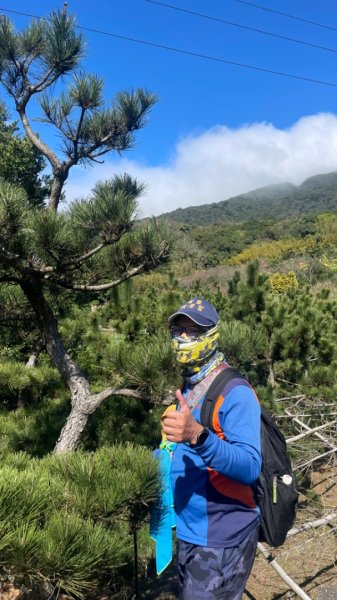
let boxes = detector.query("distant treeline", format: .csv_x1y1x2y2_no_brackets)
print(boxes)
165,171,337,226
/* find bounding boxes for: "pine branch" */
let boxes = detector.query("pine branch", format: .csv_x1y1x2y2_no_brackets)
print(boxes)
30,65,65,95
73,106,86,162
88,387,142,413
0,245,55,279
56,262,148,291
17,108,61,171
37,242,107,274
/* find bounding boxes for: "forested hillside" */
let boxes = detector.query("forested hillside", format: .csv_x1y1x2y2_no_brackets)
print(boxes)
165,171,337,226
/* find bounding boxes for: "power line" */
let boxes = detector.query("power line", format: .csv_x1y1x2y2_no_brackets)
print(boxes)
235,0,337,34
146,0,337,56
1,5,337,88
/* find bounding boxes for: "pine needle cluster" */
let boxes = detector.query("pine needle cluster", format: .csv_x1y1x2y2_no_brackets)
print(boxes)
0,446,160,599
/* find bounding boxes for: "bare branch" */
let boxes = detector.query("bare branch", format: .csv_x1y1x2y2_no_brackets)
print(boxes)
287,512,337,537
257,542,312,600
286,419,337,444
38,114,75,141
277,412,337,418
62,242,107,269
38,234,128,275
17,108,61,171
56,262,148,291
294,448,337,472
275,395,306,403
88,154,105,163
88,387,142,413
275,377,300,387
26,339,44,368
285,410,337,449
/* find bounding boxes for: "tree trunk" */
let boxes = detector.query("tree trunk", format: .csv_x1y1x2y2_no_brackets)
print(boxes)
49,172,66,212
20,280,96,452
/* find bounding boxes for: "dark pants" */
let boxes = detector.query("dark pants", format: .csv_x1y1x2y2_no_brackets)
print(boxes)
176,525,259,600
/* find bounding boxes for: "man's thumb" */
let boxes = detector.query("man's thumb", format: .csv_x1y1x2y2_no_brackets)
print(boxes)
176,389,189,411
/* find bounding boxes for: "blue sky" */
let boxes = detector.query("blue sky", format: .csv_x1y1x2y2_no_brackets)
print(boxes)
2,0,337,215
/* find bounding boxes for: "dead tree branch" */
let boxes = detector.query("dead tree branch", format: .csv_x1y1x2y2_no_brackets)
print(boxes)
285,410,337,449
257,542,312,600
294,448,337,472
286,419,337,444
287,512,337,537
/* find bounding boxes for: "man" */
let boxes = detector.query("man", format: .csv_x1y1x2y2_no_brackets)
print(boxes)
162,297,261,600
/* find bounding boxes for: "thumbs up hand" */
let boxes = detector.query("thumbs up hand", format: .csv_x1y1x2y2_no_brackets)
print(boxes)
161,389,204,444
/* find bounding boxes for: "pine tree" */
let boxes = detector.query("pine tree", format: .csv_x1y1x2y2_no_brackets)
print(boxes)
0,9,171,452
0,446,160,599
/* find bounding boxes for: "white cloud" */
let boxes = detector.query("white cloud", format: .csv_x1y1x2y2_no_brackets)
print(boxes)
65,113,337,217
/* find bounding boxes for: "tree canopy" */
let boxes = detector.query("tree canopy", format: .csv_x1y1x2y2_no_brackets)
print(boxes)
0,8,172,453
0,101,49,204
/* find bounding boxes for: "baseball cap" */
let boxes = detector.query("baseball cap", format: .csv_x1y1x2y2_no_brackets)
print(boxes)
168,297,219,328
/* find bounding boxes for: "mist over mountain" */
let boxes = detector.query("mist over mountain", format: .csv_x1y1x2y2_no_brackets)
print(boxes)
163,172,337,226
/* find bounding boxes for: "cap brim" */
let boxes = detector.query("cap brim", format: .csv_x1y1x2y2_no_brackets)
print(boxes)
168,311,213,327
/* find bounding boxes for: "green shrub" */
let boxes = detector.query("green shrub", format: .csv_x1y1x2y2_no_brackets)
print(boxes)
0,446,160,599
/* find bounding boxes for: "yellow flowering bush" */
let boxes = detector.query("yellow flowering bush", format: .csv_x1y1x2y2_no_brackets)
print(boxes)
268,271,299,294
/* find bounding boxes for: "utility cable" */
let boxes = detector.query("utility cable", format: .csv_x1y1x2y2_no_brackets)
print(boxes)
146,0,337,56
235,0,337,34
0,6,337,88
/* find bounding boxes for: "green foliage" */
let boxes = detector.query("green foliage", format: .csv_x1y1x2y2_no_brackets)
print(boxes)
0,446,160,598
0,176,172,283
220,263,337,400
0,360,61,409
0,397,70,456
70,175,142,241
0,103,48,205
108,332,178,398
0,180,31,251
29,209,77,263
0,11,84,82
165,172,337,226
219,320,267,370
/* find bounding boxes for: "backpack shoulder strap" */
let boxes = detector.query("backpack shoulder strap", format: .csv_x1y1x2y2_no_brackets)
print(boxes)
200,367,246,432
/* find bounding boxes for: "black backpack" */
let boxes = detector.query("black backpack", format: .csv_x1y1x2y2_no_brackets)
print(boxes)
200,367,299,547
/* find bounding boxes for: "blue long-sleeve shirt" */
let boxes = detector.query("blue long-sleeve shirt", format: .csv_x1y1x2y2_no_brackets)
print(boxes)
170,372,261,548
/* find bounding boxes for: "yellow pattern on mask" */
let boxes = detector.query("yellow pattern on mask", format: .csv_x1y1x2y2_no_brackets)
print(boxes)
171,325,219,372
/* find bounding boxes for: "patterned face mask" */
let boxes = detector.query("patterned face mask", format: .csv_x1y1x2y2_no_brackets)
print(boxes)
171,325,219,369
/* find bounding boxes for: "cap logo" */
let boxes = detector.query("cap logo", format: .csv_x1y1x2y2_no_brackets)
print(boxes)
182,299,205,312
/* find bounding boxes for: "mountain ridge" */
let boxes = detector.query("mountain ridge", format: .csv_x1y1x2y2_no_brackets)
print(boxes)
163,171,337,226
